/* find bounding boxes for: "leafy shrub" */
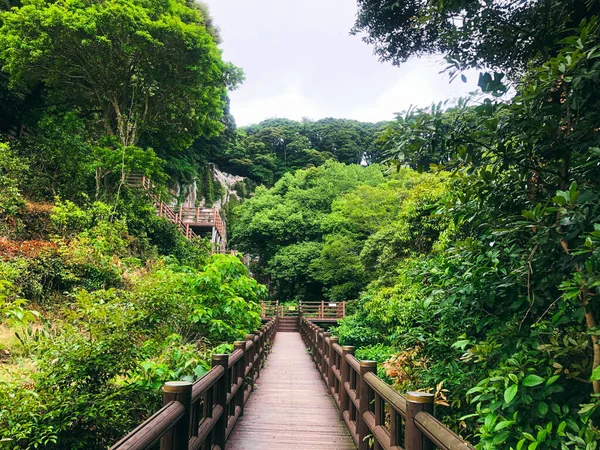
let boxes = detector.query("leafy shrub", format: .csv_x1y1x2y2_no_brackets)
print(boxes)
355,343,396,379
0,261,38,327
331,314,382,348
0,142,28,236
0,251,266,449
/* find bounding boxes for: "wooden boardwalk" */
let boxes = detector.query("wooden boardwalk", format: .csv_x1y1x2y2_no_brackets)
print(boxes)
226,332,356,450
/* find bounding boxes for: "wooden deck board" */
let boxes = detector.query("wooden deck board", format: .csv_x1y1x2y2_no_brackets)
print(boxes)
226,332,356,450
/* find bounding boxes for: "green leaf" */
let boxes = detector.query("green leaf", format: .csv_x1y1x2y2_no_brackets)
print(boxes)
522,375,544,387
504,384,518,404
538,402,548,416
492,431,510,445
523,432,536,442
590,365,600,381
494,420,514,431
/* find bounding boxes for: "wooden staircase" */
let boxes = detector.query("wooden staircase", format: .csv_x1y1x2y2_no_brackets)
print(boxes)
125,173,227,250
277,317,299,332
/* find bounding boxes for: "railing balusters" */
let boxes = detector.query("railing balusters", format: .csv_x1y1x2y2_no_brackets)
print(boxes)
245,333,255,394
328,336,338,393
340,345,354,421
234,341,246,418
390,407,401,448
212,354,229,448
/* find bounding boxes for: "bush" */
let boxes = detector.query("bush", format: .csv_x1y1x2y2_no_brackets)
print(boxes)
0,142,28,237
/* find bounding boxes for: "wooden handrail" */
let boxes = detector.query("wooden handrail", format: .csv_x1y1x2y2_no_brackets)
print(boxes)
111,318,278,450
260,300,279,319
299,318,475,450
298,301,346,320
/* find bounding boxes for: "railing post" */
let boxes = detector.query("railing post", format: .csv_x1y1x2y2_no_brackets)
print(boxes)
358,360,377,450
321,299,325,319
245,334,255,392
328,336,338,392
321,332,330,380
314,331,319,368
342,301,346,318
212,354,229,449
339,345,354,420
160,381,192,450
405,392,434,450
234,341,246,417
253,329,261,377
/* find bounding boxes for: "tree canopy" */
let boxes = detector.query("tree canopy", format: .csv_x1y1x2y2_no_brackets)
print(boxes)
232,161,447,301
353,0,600,78
0,0,241,196
213,117,387,186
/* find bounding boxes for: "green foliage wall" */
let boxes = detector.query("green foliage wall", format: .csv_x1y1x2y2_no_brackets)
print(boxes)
0,0,240,200
232,161,448,302
328,17,600,449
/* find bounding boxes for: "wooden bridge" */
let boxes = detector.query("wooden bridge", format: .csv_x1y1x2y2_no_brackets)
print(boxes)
111,310,475,450
126,174,227,250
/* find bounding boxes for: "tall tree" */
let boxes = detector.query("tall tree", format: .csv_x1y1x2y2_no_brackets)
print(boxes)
0,0,241,150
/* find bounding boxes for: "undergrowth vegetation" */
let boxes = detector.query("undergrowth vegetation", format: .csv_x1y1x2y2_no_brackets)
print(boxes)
0,188,264,449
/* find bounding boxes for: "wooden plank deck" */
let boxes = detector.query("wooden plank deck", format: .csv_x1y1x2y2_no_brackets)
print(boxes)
226,332,356,450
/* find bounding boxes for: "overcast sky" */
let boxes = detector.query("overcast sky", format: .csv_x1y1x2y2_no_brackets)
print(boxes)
204,0,480,127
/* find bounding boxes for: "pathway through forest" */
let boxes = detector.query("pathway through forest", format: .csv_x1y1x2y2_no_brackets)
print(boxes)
226,332,356,450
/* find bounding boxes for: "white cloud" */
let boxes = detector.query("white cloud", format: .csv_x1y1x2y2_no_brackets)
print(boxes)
204,0,481,126
233,88,323,125
348,59,481,123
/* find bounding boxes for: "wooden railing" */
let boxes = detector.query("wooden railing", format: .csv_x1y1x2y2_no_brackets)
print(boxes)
111,318,277,450
299,318,475,450
260,300,279,319
260,301,346,320
299,301,345,320
127,174,200,240
175,206,227,244
126,174,229,245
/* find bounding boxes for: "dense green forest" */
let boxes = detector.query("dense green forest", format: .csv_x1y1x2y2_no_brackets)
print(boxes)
213,118,386,187
1,0,600,449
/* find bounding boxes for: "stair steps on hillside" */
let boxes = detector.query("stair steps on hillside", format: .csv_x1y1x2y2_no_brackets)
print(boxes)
278,317,299,332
